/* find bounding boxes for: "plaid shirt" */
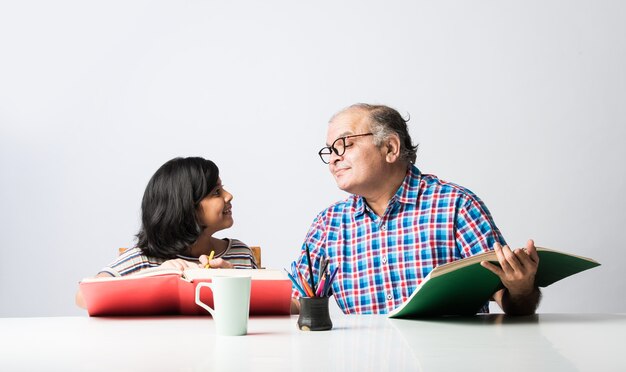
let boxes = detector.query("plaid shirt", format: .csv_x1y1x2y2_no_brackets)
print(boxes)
292,165,506,314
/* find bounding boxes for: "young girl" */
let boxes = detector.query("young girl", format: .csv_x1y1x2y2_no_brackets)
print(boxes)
76,157,256,308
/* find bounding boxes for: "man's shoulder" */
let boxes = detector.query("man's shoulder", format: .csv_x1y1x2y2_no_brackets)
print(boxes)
418,172,480,202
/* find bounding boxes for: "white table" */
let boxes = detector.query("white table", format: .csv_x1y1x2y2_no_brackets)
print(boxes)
1,314,624,371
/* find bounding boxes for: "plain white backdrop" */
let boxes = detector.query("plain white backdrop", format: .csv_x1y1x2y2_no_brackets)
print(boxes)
1,0,624,317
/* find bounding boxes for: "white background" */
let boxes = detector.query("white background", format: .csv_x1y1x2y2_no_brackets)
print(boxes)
1,0,624,317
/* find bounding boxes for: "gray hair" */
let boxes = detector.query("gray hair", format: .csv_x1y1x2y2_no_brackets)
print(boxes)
335,103,418,164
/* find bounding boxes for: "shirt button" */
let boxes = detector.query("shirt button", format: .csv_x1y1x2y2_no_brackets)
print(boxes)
387,294,392,301
382,256,387,264
381,225,387,231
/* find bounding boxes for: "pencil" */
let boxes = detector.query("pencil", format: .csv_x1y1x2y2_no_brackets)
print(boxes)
284,268,307,296
323,266,339,297
315,273,327,297
305,244,317,294
204,250,215,269
319,257,329,279
297,270,315,297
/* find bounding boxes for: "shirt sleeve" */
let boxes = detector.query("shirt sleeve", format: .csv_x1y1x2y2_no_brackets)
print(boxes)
455,193,506,258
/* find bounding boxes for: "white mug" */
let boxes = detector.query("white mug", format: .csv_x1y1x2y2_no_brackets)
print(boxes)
195,276,251,336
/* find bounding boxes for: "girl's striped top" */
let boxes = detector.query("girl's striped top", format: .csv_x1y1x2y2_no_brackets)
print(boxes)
99,238,257,276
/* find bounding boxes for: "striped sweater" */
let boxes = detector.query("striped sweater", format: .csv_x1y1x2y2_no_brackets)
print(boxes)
99,238,257,276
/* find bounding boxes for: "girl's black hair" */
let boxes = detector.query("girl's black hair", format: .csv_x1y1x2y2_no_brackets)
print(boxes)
136,157,219,258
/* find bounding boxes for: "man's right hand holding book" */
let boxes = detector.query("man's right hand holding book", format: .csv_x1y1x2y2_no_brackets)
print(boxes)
480,239,542,316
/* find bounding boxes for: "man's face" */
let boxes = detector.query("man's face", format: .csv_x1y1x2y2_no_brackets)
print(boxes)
326,109,387,196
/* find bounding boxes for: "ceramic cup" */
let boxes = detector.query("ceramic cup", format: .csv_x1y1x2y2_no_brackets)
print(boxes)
195,276,251,336
297,296,333,331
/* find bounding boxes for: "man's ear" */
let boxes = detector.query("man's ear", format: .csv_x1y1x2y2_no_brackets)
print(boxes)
385,134,401,163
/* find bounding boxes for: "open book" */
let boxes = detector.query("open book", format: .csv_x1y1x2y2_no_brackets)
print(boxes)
80,268,292,316
388,247,600,318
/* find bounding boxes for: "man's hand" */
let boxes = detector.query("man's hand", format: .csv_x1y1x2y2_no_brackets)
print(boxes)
481,239,541,315
481,239,539,296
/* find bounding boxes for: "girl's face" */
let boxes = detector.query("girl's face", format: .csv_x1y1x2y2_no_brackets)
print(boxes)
196,178,234,234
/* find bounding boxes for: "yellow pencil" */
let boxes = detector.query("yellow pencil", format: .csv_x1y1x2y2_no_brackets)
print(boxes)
204,250,215,269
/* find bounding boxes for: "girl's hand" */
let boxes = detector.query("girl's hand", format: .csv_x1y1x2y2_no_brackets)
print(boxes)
160,258,202,270
199,255,234,269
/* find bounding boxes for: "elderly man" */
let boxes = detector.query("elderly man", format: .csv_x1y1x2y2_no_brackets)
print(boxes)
291,103,540,315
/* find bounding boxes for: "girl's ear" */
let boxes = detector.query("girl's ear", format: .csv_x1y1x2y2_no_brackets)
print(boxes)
385,134,401,163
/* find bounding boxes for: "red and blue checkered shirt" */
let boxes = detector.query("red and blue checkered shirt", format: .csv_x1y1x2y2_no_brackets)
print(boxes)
292,165,506,314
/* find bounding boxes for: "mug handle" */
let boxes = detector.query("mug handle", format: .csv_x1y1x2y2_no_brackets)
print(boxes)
195,282,216,316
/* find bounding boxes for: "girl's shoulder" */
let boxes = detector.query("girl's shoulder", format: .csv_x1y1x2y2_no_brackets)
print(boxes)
222,238,257,269
227,238,249,249
118,246,145,257
101,247,166,276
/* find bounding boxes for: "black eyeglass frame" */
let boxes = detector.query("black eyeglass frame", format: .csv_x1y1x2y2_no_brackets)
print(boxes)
318,133,374,164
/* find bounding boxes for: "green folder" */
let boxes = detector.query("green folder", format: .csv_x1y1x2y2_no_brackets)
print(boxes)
388,247,600,318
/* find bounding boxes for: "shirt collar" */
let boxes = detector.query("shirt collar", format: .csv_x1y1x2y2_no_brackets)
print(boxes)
396,164,421,205
353,165,421,216
354,194,367,216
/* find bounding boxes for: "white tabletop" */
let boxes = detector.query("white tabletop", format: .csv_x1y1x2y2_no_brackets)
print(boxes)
1,313,624,372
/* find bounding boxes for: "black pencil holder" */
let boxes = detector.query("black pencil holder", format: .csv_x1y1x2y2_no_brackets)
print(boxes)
297,297,333,331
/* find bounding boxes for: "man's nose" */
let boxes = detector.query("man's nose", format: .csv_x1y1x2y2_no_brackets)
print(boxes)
329,149,343,164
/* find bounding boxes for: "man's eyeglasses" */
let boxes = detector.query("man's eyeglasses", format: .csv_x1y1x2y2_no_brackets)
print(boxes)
318,133,374,164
